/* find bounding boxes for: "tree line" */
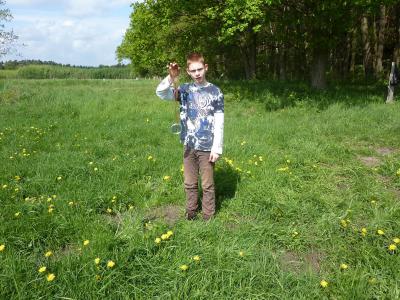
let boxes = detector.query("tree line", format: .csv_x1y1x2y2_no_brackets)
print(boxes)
0,59,128,70
117,0,400,89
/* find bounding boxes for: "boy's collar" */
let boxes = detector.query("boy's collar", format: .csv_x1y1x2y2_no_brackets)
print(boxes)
193,81,210,88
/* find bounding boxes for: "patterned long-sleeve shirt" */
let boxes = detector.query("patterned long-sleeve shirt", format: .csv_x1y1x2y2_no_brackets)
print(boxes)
156,75,224,154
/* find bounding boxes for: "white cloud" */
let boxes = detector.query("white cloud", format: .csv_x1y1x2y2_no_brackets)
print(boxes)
15,16,129,65
3,1,132,65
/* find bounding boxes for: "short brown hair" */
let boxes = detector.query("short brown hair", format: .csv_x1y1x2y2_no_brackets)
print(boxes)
187,53,205,68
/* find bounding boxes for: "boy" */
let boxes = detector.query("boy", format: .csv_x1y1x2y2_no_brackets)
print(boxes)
156,53,224,221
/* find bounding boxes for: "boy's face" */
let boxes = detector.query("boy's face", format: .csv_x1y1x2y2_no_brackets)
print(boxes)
187,61,208,85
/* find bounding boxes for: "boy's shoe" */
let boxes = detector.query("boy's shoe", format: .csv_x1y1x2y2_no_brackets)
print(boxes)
186,211,196,220
203,215,213,221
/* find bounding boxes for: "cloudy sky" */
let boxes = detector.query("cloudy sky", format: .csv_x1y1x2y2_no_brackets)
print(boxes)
2,0,134,66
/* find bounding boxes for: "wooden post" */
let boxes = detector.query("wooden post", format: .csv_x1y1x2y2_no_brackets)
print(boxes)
386,62,395,103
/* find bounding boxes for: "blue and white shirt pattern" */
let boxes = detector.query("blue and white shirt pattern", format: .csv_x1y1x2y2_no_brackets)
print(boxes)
156,76,224,154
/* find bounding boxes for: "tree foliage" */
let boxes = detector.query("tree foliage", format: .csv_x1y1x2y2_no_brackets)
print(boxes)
0,0,18,57
117,0,400,88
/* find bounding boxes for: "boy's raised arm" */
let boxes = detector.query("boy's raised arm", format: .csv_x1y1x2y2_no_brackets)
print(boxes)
156,75,175,100
156,62,180,100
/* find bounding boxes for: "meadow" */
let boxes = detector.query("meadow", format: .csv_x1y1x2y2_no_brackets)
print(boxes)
0,78,399,299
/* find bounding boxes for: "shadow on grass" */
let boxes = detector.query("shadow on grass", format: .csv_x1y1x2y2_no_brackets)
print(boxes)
214,164,240,213
217,79,392,111
196,163,240,216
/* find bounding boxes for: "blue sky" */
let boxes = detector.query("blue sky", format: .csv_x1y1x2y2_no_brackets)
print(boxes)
2,0,135,66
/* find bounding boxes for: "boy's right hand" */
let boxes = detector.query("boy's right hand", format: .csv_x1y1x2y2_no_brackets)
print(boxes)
168,62,180,83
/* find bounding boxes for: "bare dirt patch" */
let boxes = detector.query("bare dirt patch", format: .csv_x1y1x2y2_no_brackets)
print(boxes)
279,249,324,274
358,156,381,167
374,147,396,156
145,204,182,225
280,251,303,274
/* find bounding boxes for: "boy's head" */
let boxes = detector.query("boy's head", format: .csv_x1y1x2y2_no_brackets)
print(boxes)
186,52,208,85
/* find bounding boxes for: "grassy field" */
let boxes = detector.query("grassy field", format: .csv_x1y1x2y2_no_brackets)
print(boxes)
0,79,399,299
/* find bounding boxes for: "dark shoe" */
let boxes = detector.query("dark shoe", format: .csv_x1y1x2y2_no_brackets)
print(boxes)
203,215,213,221
186,212,196,220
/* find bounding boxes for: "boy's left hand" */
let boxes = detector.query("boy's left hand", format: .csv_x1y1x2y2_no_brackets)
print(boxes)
209,152,219,163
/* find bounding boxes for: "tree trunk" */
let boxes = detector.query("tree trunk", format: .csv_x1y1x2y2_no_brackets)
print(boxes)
361,15,374,78
394,13,400,66
279,41,286,81
311,48,328,89
240,30,257,80
386,62,396,103
350,28,357,75
375,5,387,75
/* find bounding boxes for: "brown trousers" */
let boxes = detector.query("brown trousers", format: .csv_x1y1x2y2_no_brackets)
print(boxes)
183,147,215,219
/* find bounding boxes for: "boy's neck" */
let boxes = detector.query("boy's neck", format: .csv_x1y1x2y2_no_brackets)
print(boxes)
194,80,209,87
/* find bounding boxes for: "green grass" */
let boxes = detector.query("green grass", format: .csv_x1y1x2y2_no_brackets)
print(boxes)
0,79,400,299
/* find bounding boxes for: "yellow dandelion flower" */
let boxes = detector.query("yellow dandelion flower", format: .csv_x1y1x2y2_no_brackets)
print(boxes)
45,251,53,258
14,188,19,192
161,234,169,240
14,212,21,217
377,229,385,236
393,238,400,244
14,175,21,181
258,156,263,161
286,159,291,164
52,195,57,199
2,184,7,189
180,165,184,172
388,244,397,251
83,240,90,246
128,205,134,210
57,176,62,180
320,280,328,288
38,266,47,273
340,219,348,228
155,237,161,244
68,201,74,206
371,200,376,205
166,230,173,238
292,231,299,238
94,167,98,171
94,257,101,265
0,244,5,251
193,255,201,262
163,175,171,181
147,155,153,160
107,260,115,268
48,208,54,213
106,208,112,213
46,273,55,282
240,141,246,146
396,169,400,176
180,264,189,271
95,275,101,281
340,263,348,270
239,251,245,257
89,161,94,165
361,228,367,237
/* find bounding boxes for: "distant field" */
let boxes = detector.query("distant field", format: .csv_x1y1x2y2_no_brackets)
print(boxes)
0,79,399,299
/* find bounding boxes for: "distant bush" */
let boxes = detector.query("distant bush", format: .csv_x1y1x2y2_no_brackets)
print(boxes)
14,65,136,79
